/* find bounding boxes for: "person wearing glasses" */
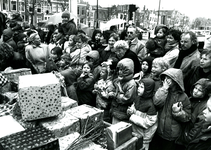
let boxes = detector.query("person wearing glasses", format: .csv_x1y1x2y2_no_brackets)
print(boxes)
126,25,147,63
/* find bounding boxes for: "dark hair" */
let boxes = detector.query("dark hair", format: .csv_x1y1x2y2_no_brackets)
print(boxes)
73,33,89,43
110,25,117,31
51,46,63,57
167,29,182,42
82,62,94,71
201,49,211,59
109,33,119,41
91,29,102,42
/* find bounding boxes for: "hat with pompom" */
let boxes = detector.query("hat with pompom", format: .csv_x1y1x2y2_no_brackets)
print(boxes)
62,11,70,19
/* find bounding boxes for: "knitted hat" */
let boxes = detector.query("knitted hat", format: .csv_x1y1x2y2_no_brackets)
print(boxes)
62,11,70,19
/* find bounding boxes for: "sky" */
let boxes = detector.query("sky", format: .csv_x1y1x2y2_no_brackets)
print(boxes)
85,0,211,20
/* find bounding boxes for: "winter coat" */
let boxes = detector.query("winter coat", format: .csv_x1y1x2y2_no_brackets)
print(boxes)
25,44,50,73
70,44,91,69
184,66,211,97
163,44,179,67
99,45,117,64
76,73,96,106
0,42,14,71
111,58,137,121
129,78,158,144
153,68,191,141
61,19,77,36
186,123,211,150
176,78,210,146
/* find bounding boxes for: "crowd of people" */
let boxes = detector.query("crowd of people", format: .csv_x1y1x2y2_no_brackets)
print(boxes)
0,11,211,150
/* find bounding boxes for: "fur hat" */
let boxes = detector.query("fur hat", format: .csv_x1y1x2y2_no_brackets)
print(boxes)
62,11,70,19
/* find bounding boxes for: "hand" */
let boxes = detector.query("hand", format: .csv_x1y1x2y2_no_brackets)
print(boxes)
80,73,86,78
127,106,136,115
172,102,183,113
162,77,172,90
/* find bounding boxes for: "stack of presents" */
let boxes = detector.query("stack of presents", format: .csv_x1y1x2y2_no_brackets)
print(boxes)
0,68,143,150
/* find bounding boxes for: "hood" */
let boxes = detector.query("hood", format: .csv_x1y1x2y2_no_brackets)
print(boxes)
190,78,210,97
117,58,134,82
140,78,155,98
160,68,184,91
86,50,99,60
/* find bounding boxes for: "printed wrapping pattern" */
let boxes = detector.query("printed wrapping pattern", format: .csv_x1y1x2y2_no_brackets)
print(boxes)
0,126,59,150
59,132,80,150
39,111,80,138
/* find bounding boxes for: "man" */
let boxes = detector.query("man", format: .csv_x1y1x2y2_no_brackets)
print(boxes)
127,25,147,63
174,31,200,77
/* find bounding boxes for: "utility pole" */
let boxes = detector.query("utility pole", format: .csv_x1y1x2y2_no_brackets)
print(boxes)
157,0,161,25
96,0,99,28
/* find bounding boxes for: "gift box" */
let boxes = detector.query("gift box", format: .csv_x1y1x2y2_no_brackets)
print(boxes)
18,73,62,121
0,115,25,138
59,132,80,150
2,68,31,83
106,121,132,150
66,104,104,134
0,126,59,150
115,137,138,150
39,111,80,138
61,96,78,111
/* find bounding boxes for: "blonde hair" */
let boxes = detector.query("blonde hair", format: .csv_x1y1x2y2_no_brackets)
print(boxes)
152,57,170,71
113,40,129,51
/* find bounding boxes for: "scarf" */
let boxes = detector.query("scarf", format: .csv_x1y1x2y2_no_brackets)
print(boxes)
174,44,197,69
164,41,178,51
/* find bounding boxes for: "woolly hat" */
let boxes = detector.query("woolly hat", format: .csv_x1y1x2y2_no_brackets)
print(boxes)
145,38,156,51
3,28,13,38
51,47,63,56
86,50,99,61
11,12,23,22
62,11,70,19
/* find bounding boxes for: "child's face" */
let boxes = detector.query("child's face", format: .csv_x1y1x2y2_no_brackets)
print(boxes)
193,84,204,98
137,82,145,96
156,29,164,38
62,17,69,23
151,62,164,78
200,54,211,69
100,69,107,80
82,64,91,75
50,51,59,61
203,97,211,124
75,38,83,49
141,61,149,73
95,33,101,41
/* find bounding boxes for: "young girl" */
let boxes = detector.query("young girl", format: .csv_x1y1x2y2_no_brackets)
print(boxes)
149,68,191,150
93,65,115,123
134,56,154,81
150,57,170,93
176,78,211,149
127,78,157,150
75,62,96,106
110,58,137,124
88,29,103,50
63,35,76,54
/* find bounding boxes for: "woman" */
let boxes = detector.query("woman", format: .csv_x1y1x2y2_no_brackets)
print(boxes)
163,29,182,67
98,33,118,64
25,33,50,73
69,33,92,69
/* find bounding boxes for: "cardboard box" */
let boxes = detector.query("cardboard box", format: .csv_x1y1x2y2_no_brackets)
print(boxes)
106,121,133,150
59,132,80,150
0,115,25,138
66,104,104,134
18,73,62,121
0,126,59,150
40,111,80,137
61,96,78,111
115,137,138,150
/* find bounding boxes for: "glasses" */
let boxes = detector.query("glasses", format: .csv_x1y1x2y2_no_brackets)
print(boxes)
127,32,134,34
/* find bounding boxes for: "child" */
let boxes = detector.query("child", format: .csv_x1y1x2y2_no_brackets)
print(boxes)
149,68,191,150
146,25,168,58
63,35,76,53
127,78,157,150
88,29,103,50
75,62,96,106
93,65,115,123
150,57,170,93
134,56,154,82
110,58,137,124
57,53,72,71
176,78,211,149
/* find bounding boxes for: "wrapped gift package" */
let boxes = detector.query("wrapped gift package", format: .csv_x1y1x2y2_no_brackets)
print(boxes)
39,111,80,137
0,115,25,138
106,121,132,150
0,126,59,150
2,68,31,83
59,132,80,150
66,104,104,134
61,96,78,111
115,137,138,150
18,73,62,121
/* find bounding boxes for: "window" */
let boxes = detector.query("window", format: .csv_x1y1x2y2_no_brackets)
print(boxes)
82,9,85,15
11,1,17,11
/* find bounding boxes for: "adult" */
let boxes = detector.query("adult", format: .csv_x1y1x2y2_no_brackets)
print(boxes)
2,28,17,50
126,25,146,63
163,29,182,67
174,31,200,77
112,40,141,74
98,33,118,64
69,33,92,69
103,25,118,43
25,33,50,73
183,49,211,96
